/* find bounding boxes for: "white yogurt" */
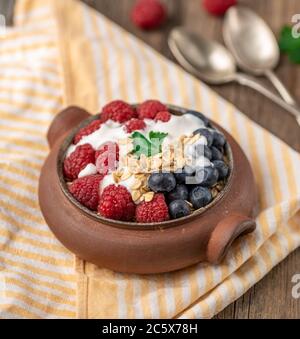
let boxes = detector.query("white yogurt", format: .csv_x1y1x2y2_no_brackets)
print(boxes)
67,114,209,194
78,163,97,178
100,173,136,194
66,120,127,157
99,174,116,193
66,114,206,157
144,115,206,146
118,174,136,193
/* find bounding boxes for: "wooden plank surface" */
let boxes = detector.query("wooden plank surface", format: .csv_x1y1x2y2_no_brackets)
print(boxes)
0,0,15,26
81,0,300,319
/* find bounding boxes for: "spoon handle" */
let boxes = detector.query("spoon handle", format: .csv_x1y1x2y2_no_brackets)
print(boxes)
264,69,296,106
235,73,300,127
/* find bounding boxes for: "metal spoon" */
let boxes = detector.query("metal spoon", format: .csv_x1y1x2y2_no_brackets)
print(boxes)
168,27,300,126
223,6,296,106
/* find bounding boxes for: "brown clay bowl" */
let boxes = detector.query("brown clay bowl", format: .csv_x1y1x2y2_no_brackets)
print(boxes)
39,105,257,274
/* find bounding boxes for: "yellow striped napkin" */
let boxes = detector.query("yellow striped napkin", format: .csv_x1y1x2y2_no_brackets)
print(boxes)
0,0,299,319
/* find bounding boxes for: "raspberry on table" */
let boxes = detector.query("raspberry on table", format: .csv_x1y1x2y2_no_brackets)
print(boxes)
202,0,237,16
74,119,101,145
131,0,167,30
95,142,119,175
136,193,170,223
137,100,167,119
64,144,95,181
155,111,171,122
125,118,146,133
69,174,103,211
100,100,136,123
98,184,136,221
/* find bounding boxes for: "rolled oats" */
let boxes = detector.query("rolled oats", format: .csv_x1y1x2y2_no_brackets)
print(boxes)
143,191,155,202
121,170,132,181
112,172,121,183
131,179,142,190
187,134,200,145
211,187,219,198
132,190,141,202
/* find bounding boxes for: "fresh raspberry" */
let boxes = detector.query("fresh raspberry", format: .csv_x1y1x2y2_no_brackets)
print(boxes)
202,0,236,16
74,119,101,144
100,100,136,123
137,100,167,119
131,0,167,30
95,142,119,175
64,144,95,181
125,118,146,133
69,174,103,211
155,111,171,122
95,142,119,161
98,185,136,221
136,193,169,223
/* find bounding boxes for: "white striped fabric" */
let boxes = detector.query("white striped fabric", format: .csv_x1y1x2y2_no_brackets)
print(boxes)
0,0,76,319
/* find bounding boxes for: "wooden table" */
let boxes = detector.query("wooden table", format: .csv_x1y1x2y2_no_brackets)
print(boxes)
81,0,300,319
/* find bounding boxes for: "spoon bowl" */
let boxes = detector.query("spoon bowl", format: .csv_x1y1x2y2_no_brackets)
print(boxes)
168,27,300,126
224,6,296,106
224,6,279,75
169,27,236,84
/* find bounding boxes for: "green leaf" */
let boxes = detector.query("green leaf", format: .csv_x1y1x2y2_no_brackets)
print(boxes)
278,25,300,64
131,132,152,158
149,131,168,141
149,131,168,154
149,131,168,143
289,48,300,63
130,131,168,158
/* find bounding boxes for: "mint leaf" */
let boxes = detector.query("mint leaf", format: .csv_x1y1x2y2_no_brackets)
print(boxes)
131,132,152,157
289,48,300,63
149,131,168,143
279,25,300,64
130,131,168,158
149,131,168,155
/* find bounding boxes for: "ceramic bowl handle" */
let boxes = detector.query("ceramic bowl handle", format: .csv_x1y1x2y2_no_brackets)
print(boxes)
47,106,91,148
206,215,256,264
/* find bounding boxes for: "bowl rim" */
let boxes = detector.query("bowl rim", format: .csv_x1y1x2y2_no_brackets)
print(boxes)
57,104,234,230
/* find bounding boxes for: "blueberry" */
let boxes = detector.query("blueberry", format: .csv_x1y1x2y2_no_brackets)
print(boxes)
212,131,226,148
193,128,213,147
148,173,176,193
186,110,210,127
174,166,195,184
167,184,189,202
189,187,212,209
211,146,224,161
195,167,219,187
169,200,191,219
204,146,212,160
213,160,229,179
184,165,196,174
174,171,188,184
194,144,212,160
